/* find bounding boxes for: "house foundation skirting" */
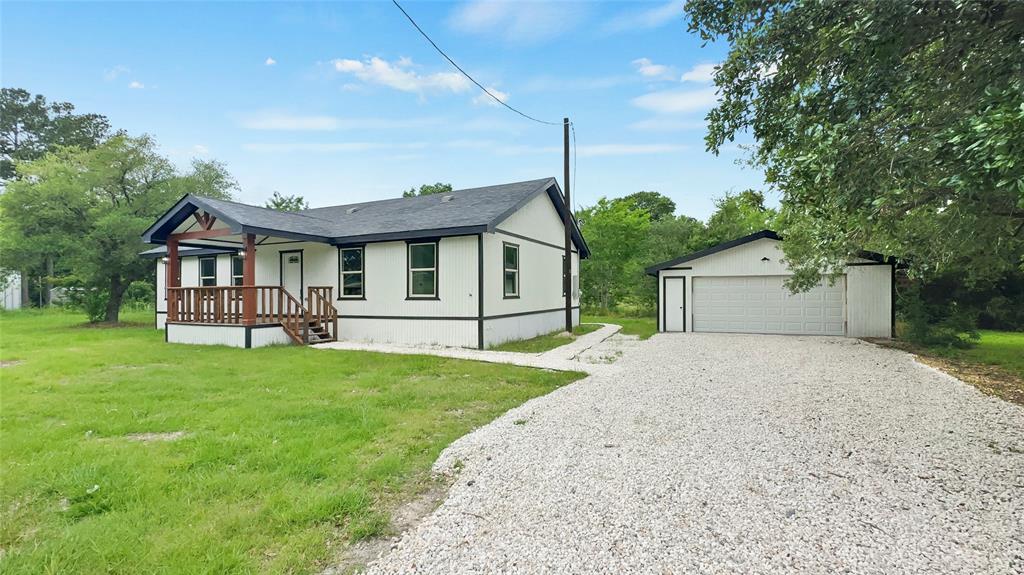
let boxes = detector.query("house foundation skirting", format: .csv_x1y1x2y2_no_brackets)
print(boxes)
165,323,292,348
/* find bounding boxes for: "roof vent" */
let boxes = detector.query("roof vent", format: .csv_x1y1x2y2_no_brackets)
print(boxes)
441,195,454,203
346,207,359,214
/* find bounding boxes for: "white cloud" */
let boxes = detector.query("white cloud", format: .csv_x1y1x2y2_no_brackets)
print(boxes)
681,62,717,83
331,56,470,94
238,111,445,131
631,87,718,114
632,58,674,80
628,118,706,132
104,65,130,81
265,57,277,66
604,1,683,33
449,0,587,43
473,87,509,106
129,80,145,89
191,144,210,155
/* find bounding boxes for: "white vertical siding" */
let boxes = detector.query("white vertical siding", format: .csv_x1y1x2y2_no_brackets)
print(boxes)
846,265,893,337
167,323,247,347
249,326,293,347
483,308,579,347
1,273,22,310
340,317,477,348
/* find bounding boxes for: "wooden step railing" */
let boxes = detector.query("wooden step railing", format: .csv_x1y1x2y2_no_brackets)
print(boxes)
306,286,338,342
167,285,338,345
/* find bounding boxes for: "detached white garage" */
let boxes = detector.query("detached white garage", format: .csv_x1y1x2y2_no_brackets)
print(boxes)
648,230,896,338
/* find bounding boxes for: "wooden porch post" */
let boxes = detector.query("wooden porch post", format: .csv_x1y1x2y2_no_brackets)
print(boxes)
167,238,179,321
242,233,256,325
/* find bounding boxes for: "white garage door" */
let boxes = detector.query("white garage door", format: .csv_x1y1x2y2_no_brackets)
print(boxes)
692,276,845,335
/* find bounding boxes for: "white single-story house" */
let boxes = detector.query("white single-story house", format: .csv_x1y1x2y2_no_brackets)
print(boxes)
140,178,588,349
647,230,897,338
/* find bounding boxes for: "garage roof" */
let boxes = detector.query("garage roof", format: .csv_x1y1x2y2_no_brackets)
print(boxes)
645,229,898,276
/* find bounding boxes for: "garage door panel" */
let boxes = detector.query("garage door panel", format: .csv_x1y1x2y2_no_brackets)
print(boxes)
693,276,845,336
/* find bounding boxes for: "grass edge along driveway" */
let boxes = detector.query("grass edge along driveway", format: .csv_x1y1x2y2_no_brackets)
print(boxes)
0,310,583,574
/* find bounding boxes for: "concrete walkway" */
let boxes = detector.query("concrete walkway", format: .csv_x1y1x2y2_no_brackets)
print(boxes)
312,323,622,374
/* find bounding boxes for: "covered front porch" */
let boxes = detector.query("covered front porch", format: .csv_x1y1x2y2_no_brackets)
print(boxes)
144,196,339,347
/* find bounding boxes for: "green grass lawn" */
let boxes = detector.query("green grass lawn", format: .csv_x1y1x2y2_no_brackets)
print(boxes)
939,330,1024,379
581,315,657,340
490,323,601,353
0,310,582,574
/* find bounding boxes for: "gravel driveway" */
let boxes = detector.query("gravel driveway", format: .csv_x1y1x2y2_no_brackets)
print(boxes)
366,334,1024,574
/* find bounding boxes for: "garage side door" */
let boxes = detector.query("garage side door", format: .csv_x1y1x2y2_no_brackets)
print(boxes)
692,276,845,335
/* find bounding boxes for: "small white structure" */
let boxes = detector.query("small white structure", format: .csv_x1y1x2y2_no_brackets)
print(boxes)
0,272,23,310
140,178,587,349
647,230,896,338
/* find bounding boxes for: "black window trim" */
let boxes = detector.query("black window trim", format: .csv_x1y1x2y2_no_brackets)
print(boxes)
198,255,217,287
406,239,440,300
337,245,366,300
502,241,520,299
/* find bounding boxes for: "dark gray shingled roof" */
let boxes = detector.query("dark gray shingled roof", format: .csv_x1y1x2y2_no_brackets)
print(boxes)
141,177,590,257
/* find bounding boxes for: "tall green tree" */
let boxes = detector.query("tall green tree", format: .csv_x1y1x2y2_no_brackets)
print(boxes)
265,191,309,211
0,88,111,182
402,182,452,198
0,135,236,322
577,198,651,311
615,191,677,222
686,0,1024,291
703,190,777,246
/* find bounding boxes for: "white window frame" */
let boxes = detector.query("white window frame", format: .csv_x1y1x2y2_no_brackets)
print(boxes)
339,246,365,299
407,241,438,299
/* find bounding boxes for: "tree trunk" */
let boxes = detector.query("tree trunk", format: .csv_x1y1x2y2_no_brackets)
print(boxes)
20,269,30,307
44,256,53,306
105,276,124,323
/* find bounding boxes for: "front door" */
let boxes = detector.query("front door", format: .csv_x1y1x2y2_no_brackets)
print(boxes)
664,277,685,332
280,250,304,303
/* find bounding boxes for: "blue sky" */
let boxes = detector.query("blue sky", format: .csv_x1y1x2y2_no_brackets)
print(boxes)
2,1,766,220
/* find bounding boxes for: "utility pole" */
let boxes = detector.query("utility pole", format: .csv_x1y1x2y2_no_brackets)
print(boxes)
563,117,572,333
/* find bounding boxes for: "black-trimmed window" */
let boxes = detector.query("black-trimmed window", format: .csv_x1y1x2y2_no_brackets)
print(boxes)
503,242,519,298
339,246,364,298
199,256,217,286
562,255,566,297
231,255,244,286
407,241,438,298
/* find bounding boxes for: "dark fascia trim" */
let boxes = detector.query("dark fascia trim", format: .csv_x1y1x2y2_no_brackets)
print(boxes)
645,230,781,276
156,310,167,314
340,306,581,322
333,226,486,246
406,239,440,300
645,230,906,275
337,245,366,300
141,195,247,244
485,179,590,259
494,228,579,254
240,225,330,244
139,246,236,259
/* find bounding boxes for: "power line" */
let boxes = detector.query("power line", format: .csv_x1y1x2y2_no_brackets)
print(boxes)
391,0,562,127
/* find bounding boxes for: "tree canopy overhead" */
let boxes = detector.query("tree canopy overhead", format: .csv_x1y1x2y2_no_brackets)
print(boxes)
402,182,452,198
265,191,309,212
686,0,1024,290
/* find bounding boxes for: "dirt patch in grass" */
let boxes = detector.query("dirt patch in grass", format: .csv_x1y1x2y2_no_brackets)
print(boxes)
123,431,189,442
1,360,24,368
323,479,451,575
868,339,1024,407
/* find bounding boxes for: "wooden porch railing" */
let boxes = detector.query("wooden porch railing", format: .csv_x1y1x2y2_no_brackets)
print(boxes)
307,286,338,342
167,285,337,345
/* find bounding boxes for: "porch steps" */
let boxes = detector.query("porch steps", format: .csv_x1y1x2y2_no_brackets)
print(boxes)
306,320,335,344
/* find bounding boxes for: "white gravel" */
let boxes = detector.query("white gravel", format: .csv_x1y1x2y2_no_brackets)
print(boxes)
365,333,1024,574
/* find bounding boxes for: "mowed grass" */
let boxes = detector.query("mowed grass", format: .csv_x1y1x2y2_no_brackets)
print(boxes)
490,323,601,353
940,330,1024,379
581,315,657,340
0,310,582,574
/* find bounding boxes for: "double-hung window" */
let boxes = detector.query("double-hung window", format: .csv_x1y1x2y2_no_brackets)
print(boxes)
231,255,244,286
199,256,217,286
407,242,438,298
339,246,364,298
503,242,519,298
